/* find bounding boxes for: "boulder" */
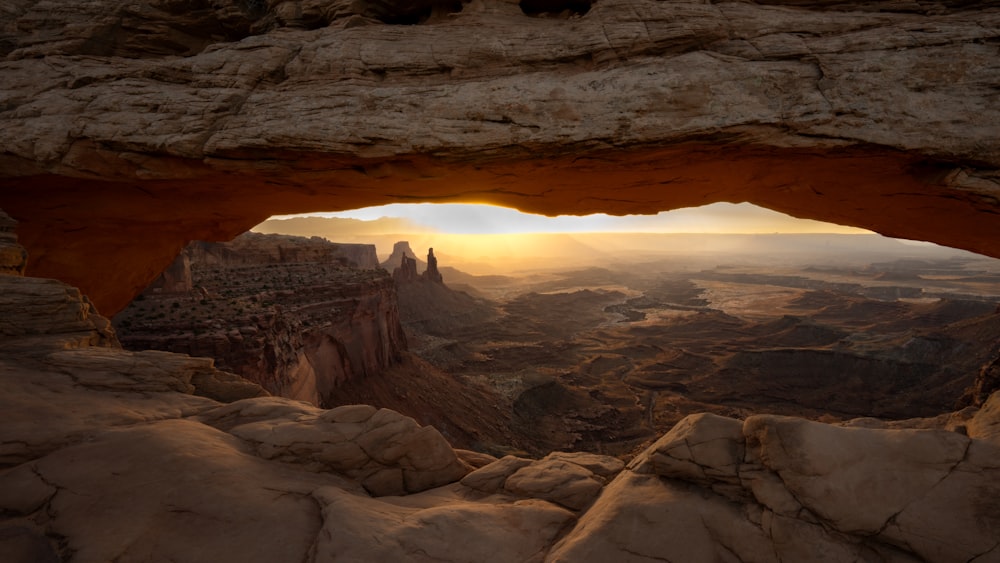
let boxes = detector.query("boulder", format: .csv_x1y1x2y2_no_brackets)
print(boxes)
226,404,471,495
461,455,534,493
504,459,605,511
547,471,776,562
543,451,625,478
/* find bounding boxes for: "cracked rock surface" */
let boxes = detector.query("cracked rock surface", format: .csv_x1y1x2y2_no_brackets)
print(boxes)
2,271,1000,561
1,0,999,314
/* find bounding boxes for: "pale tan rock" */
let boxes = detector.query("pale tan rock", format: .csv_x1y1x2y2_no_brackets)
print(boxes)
542,451,624,478
2,2,1000,316
0,275,118,349
879,439,1000,562
504,459,604,511
763,512,905,563
362,467,407,497
6,267,1000,561
313,486,575,563
195,396,323,430
743,414,971,534
30,419,350,563
455,448,499,469
546,471,776,563
228,403,469,494
188,367,270,402
629,412,747,501
0,464,56,515
321,403,377,423
631,412,743,480
968,390,1000,443
0,350,218,466
461,454,534,493
741,467,802,516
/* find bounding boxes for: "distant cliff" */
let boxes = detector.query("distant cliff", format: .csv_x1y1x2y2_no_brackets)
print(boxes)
114,233,405,406
381,240,424,273
194,232,379,269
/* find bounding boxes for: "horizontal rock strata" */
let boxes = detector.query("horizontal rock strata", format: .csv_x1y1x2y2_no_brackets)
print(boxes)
1,0,999,313
114,233,406,406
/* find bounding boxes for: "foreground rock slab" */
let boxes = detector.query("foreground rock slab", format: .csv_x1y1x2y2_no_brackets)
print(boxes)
3,269,1000,562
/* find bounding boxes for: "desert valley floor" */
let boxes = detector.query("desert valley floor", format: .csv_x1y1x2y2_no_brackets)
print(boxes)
114,233,1000,459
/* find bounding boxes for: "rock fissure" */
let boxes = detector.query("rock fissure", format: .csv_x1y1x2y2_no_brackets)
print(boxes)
2,1,1000,560
870,436,974,548
619,545,678,563
0,262,999,561
968,540,1000,563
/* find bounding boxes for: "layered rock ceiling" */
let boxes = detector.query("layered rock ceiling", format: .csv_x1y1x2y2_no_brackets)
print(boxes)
1,0,1000,314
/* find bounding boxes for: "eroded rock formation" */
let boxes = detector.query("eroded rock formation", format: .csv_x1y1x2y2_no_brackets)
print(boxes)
1,0,999,314
383,241,424,273
425,247,443,284
0,210,27,276
389,242,444,284
3,264,1000,562
390,243,499,337
394,254,421,283
114,233,406,406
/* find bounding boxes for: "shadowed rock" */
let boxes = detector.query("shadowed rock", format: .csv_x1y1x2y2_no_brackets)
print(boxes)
1,1,999,314
2,261,1000,561
0,210,27,276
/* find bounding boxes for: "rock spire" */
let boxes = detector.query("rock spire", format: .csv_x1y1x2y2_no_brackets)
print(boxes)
424,248,443,284
389,243,445,285
393,254,420,284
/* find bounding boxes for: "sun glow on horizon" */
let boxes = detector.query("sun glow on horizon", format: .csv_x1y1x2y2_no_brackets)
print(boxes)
268,202,873,236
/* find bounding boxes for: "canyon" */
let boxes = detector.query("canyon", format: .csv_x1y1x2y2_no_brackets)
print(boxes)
114,232,403,407
3,214,1000,561
112,233,520,450
115,226,1000,463
3,0,1000,560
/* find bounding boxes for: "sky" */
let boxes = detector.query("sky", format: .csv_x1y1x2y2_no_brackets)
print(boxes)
271,202,872,235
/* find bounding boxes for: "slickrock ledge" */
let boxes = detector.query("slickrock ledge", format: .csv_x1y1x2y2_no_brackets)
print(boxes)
3,269,1000,561
2,0,1000,313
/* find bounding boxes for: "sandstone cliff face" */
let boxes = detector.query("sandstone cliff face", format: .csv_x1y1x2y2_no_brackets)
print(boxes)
188,232,379,270
1,0,999,314
115,233,406,407
4,267,1000,562
0,210,27,276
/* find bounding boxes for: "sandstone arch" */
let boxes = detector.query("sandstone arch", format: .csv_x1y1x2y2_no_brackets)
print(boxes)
1,0,998,314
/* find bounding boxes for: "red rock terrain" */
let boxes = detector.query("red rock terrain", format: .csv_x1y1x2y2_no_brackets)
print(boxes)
114,233,406,406
4,255,1000,562
400,246,1000,457
1,0,999,314
2,0,1000,560
113,233,521,452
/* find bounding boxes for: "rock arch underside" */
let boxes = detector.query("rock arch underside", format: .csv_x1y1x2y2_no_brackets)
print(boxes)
4,1,1000,562
1,0,999,314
